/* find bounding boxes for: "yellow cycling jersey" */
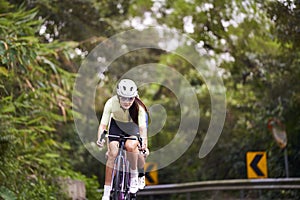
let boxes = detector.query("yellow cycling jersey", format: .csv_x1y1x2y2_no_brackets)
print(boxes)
100,95,147,128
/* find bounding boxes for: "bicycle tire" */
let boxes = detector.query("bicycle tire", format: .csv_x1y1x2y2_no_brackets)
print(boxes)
130,193,137,200
125,160,130,190
124,160,131,200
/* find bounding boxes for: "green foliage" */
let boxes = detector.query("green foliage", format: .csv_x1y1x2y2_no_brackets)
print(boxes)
0,1,99,199
266,0,300,50
0,186,17,200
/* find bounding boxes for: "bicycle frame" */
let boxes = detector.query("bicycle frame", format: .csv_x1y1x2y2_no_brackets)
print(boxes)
103,133,140,200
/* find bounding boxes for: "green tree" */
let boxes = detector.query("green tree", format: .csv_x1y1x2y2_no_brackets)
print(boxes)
0,1,99,199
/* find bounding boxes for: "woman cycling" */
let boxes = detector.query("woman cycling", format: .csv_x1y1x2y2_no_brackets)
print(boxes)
97,79,149,200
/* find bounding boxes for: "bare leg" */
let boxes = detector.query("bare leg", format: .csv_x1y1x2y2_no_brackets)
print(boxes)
125,139,140,193
138,153,145,169
104,141,119,185
125,140,139,170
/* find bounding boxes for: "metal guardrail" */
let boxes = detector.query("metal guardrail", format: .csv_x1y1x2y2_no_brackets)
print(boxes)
137,178,300,196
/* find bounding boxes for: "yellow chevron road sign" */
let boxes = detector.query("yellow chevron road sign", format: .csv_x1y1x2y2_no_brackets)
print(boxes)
247,152,268,178
145,162,158,185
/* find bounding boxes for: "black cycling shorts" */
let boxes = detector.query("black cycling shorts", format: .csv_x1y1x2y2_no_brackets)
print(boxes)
108,118,139,142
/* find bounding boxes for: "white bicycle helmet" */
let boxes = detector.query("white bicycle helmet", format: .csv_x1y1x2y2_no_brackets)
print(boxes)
116,79,138,98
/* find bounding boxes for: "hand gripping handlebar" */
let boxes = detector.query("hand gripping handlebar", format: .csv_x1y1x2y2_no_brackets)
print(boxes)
100,130,146,153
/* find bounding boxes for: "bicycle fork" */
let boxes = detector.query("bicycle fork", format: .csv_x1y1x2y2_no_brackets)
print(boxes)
112,150,129,193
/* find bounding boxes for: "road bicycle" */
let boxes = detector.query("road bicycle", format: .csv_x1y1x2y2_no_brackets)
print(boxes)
101,131,144,200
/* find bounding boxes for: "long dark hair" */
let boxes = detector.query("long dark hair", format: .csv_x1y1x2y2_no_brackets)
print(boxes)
129,97,149,125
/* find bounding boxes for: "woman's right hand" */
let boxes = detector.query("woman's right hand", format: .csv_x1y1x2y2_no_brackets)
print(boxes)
96,138,105,147
97,129,107,148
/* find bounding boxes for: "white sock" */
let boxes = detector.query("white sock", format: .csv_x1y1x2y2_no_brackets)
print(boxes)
130,169,138,178
103,185,111,196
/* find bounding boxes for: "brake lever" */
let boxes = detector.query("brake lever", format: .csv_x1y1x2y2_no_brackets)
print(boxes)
138,137,146,154
100,130,108,140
